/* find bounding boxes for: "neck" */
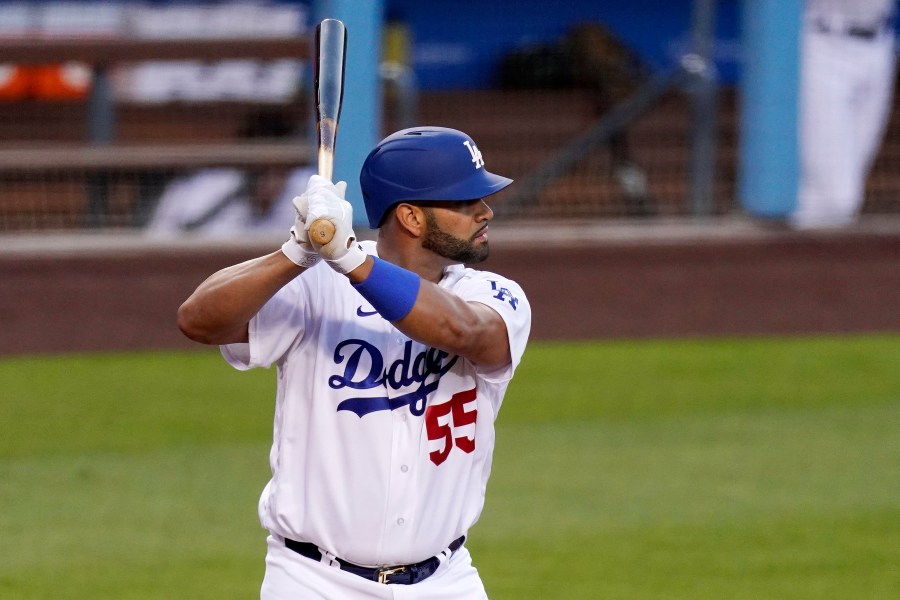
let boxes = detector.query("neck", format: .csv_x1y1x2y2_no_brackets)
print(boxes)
375,230,448,283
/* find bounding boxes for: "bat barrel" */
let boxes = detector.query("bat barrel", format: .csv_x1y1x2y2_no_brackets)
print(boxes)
315,19,346,147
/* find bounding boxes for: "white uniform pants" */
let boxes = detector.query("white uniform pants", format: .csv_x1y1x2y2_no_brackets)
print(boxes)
260,535,489,599
794,20,897,229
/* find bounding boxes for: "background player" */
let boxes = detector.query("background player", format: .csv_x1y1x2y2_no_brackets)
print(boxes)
793,0,898,229
178,127,531,598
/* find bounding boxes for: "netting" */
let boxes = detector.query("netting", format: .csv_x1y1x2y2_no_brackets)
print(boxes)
1,2,898,234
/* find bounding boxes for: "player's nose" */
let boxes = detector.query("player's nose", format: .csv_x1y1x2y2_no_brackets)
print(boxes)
476,199,493,221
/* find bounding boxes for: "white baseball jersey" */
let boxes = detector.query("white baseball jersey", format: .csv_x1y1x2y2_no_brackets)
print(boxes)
222,240,531,567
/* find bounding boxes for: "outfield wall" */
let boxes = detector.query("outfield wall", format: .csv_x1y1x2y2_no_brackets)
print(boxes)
1,219,899,356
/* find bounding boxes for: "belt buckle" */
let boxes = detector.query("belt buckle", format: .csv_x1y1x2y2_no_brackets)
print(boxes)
377,565,407,584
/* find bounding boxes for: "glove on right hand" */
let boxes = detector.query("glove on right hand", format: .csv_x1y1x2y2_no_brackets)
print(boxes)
305,176,367,274
281,174,350,269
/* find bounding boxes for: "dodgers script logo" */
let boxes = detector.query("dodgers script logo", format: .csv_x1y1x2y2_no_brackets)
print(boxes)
329,339,458,417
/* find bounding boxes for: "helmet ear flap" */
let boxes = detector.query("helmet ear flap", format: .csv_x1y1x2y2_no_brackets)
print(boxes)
377,202,399,229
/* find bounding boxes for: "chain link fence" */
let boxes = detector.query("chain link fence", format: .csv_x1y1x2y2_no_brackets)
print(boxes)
1,2,898,234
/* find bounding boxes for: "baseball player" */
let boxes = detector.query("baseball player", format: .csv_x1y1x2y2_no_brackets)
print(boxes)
178,127,531,599
793,0,898,229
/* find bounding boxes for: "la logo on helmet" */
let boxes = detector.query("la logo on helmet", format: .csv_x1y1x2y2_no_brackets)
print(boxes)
463,140,484,169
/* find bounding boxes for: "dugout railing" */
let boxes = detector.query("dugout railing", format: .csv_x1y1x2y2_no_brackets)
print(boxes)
0,35,312,231
2,26,900,233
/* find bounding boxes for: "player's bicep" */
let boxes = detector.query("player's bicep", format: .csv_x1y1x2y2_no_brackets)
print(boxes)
393,283,503,366
458,276,531,381
227,280,310,369
466,301,513,369
217,322,250,345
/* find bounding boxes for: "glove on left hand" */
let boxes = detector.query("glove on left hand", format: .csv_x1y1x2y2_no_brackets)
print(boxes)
281,187,321,268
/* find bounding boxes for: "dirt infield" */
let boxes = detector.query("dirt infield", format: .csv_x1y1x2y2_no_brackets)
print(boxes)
1,219,898,356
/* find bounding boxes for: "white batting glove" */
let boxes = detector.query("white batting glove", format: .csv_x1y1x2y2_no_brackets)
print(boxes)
281,174,350,268
305,178,367,275
281,189,320,268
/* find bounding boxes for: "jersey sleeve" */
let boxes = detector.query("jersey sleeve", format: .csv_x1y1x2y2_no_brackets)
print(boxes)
220,265,318,370
453,271,531,383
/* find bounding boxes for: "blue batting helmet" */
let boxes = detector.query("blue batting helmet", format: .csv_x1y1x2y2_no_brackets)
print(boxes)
360,127,513,228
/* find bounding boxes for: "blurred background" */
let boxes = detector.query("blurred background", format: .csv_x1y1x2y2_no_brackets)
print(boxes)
0,0,897,233
1,0,898,351
1,1,898,599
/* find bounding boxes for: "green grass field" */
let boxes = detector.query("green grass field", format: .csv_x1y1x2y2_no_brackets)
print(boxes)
1,335,898,599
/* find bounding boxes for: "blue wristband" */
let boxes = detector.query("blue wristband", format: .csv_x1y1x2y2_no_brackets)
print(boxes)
352,257,421,321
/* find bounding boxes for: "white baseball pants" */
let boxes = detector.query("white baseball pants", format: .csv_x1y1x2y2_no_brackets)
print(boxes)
793,21,897,229
259,535,489,599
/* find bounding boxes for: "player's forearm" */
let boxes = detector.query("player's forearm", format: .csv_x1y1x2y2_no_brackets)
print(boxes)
346,257,510,368
178,250,302,345
397,282,511,369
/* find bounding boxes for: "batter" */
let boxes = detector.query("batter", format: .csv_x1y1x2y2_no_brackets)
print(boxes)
179,127,531,599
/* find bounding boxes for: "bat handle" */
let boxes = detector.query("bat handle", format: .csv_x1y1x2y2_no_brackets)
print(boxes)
309,219,336,245
309,137,337,245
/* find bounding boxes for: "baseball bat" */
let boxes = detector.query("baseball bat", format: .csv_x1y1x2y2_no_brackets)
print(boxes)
308,18,347,246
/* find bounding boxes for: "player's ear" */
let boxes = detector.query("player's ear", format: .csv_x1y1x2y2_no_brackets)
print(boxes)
393,203,426,237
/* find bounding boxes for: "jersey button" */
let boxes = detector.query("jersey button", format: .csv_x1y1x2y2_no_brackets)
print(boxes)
400,465,409,473
397,517,406,526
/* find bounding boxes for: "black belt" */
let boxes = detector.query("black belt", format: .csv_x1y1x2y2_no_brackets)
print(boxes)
284,535,466,585
813,17,887,40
